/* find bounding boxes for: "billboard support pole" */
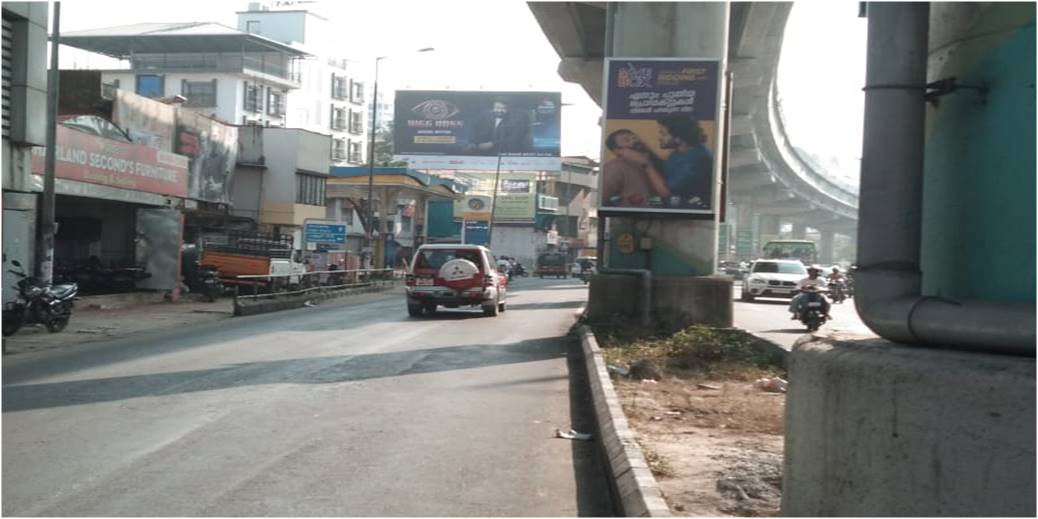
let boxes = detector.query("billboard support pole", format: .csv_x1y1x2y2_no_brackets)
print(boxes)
487,152,503,246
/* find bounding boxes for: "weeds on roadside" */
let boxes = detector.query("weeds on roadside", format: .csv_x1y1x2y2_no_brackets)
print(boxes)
640,443,677,479
595,324,786,379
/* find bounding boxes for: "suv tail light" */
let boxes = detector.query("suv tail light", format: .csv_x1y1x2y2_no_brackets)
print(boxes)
483,274,494,288
405,274,416,286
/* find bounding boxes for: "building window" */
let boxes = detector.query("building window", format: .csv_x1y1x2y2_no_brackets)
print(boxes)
267,88,283,116
350,80,365,104
296,173,327,206
244,82,262,113
136,74,164,98
348,110,363,134
182,79,217,107
332,138,346,161
331,107,347,131
348,140,363,164
331,74,347,100
245,20,261,34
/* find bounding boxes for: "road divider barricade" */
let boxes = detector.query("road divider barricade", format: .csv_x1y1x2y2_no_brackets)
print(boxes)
232,268,403,316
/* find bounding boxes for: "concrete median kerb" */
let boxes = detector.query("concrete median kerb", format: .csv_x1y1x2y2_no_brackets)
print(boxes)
233,284,400,317
578,324,672,517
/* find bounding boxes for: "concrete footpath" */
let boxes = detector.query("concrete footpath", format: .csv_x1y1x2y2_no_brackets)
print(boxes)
2,290,401,356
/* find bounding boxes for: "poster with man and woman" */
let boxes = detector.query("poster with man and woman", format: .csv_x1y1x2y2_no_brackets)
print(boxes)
600,59,721,215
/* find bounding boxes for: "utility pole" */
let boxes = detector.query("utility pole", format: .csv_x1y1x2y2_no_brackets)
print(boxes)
39,2,61,283
487,152,503,246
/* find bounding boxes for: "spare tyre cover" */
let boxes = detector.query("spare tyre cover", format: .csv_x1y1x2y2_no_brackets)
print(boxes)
438,258,481,291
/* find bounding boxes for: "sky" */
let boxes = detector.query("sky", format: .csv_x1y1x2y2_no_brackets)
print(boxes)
53,0,868,175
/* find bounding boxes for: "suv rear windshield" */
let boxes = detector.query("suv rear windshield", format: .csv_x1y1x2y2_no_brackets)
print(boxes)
753,261,806,275
414,249,484,271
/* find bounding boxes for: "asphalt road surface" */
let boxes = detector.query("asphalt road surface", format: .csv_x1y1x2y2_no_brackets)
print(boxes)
3,277,613,516
732,282,875,349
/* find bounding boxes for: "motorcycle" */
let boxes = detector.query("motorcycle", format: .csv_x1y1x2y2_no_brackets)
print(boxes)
512,263,528,277
199,264,223,302
796,287,829,332
3,260,79,337
828,279,847,304
579,267,596,285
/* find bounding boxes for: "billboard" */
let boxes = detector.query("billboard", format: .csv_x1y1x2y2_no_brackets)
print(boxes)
600,59,721,215
111,89,176,153
393,90,561,171
451,173,536,222
175,110,238,204
31,125,189,197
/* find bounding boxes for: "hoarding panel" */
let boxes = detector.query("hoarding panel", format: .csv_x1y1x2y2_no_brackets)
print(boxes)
600,59,721,215
394,90,561,171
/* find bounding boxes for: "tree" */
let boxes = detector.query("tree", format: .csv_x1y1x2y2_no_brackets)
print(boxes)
373,121,408,167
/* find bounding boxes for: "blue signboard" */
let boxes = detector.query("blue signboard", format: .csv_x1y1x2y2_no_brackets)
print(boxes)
463,220,490,246
305,223,347,246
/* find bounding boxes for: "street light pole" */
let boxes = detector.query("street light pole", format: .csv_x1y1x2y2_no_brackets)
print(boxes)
363,48,434,269
364,56,383,268
487,152,503,246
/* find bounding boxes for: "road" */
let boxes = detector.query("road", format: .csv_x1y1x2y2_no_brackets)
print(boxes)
732,282,875,349
2,277,613,517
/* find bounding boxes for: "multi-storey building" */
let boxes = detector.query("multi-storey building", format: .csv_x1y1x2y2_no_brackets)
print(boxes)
236,3,369,167
60,21,310,128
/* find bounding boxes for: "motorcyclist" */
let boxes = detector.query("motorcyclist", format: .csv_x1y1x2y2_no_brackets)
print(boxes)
790,265,830,320
827,266,846,283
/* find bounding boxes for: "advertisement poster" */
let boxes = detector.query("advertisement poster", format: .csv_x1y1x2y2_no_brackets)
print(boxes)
175,110,238,203
31,125,189,197
394,90,561,171
600,59,721,215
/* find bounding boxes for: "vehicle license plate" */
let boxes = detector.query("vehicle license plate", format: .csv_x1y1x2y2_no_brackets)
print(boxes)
416,277,434,286
807,302,823,307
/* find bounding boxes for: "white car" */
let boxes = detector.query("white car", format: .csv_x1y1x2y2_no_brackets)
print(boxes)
740,259,808,301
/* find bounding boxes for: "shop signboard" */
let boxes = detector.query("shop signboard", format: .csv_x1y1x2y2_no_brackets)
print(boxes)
600,58,722,215
394,90,561,171
462,220,490,246
31,125,189,197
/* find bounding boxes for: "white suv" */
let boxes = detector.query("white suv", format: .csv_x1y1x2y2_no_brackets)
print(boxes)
741,259,807,301
405,244,508,317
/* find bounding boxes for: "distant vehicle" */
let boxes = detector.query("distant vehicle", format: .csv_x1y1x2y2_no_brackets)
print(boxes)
405,244,507,317
536,251,569,279
572,256,597,284
741,259,808,301
762,240,817,265
200,232,307,291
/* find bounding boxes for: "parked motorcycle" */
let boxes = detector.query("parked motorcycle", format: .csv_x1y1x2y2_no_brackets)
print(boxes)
797,287,829,332
199,264,223,302
3,260,79,337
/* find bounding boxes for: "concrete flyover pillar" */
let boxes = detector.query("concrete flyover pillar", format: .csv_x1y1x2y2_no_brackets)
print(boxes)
593,2,732,327
819,230,834,265
792,223,807,240
759,214,781,237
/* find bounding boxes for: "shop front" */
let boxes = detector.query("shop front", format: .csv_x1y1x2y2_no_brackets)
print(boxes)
31,125,189,296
